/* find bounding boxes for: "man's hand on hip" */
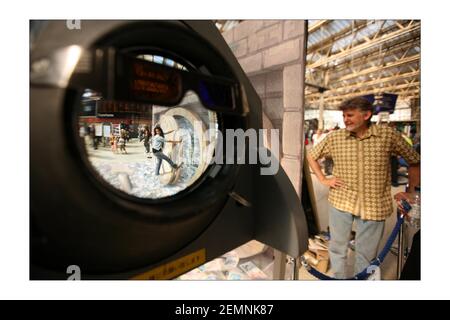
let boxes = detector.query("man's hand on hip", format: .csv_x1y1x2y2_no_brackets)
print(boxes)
320,176,344,189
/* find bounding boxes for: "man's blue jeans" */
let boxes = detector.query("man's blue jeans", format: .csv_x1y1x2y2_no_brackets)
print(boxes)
329,206,385,279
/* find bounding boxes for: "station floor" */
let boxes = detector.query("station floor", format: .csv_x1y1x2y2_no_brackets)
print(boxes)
85,138,151,165
84,138,191,199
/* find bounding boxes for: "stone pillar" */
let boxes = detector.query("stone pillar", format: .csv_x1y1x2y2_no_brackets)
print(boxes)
281,63,305,196
224,20,307,198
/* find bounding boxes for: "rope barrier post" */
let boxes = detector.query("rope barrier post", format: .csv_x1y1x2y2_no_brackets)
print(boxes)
396,218,405,279
293,257,300,280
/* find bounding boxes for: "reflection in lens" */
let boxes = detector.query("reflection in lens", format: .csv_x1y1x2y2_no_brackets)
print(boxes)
77,90,218,199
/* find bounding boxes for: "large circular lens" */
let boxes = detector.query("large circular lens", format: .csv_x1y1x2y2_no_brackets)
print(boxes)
31,21,254,277
77,87,219,200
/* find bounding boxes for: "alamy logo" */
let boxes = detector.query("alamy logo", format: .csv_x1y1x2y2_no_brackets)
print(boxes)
67,265,81,280
66,20,81,30
182,123,280,175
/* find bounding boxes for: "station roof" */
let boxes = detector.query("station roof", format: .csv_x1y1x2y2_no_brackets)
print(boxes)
216,20,420,110
305,20,420,109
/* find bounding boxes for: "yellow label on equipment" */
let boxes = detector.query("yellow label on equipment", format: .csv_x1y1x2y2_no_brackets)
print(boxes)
131,249,206,280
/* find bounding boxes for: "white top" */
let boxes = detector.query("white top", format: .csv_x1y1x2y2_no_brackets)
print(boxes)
151,135,165,151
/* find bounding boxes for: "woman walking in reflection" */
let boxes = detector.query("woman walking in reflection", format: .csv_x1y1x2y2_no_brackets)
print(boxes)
143,125,151,155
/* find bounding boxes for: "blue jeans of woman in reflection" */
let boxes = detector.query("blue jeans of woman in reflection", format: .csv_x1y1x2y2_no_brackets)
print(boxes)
154,151,176,175
329,206,385,279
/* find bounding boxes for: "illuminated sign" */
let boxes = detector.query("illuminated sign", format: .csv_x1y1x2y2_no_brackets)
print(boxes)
131,79,170,95
113,54,240,113
116,56,182,104
133,63,170,82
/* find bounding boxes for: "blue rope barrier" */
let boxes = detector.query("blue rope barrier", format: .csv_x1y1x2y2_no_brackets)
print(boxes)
302,214,405,280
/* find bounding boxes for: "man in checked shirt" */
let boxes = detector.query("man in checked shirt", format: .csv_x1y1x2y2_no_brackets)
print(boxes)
307,97,420,279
